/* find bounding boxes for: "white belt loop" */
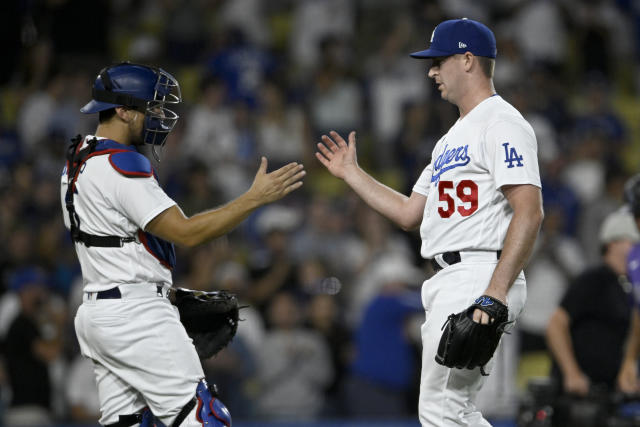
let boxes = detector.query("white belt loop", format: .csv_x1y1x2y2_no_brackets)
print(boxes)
434,253,448,269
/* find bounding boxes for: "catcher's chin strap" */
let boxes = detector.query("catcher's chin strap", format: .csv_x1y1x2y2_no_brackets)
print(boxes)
65,135,137,248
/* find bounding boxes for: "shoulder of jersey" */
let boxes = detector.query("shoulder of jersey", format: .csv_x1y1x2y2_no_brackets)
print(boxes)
484,104,530,132
494,98,527,122
108,151,153,178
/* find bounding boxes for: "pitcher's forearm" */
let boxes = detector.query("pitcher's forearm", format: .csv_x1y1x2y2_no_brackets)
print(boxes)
486,185,543,300
486,208,542,297
344,167,417,230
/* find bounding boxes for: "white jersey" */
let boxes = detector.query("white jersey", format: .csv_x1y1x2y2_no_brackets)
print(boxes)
412,95,540,259
60,136,177,292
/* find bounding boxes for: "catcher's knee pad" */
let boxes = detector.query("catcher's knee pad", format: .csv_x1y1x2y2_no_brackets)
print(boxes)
172,379,231,427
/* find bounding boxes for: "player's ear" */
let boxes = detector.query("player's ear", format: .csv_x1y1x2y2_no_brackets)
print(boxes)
115,107,137,123
114,106,129,122
463,52,474,72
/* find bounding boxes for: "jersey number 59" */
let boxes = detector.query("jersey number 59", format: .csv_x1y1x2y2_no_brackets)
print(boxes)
437,180,478,218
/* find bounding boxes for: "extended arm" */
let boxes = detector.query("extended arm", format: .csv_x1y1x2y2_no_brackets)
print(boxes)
316,131,425,230
483,184,543,303
147,158,305,247
546,307,590,395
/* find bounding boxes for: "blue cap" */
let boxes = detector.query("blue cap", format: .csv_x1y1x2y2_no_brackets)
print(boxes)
410,18,496,59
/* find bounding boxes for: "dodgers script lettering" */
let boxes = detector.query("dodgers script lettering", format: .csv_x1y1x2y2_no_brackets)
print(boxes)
431,143,471,183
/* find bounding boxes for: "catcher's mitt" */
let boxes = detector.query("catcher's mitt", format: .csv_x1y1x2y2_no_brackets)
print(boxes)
171,288,240,359
435,295,512,375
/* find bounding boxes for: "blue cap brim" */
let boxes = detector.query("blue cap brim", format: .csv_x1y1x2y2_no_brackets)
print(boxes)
80,99,121,114
410,47,453,59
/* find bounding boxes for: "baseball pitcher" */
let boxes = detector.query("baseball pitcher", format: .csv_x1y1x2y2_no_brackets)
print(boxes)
316,19,543,426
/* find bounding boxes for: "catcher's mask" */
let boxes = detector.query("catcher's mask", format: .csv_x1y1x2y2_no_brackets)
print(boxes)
80,62,181,159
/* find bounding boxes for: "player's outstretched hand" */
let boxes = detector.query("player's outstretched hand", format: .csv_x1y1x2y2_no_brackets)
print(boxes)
249,157,305,204
316,130,358,180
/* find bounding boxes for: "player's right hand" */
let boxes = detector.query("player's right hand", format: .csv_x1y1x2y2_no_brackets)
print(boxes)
316,130,358,180
249,157,305,204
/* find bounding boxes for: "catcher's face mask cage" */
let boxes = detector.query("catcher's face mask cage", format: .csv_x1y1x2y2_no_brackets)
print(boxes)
80,62,182,160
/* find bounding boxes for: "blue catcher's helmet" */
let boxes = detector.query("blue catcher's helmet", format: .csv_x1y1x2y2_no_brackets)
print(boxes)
81,62,181,150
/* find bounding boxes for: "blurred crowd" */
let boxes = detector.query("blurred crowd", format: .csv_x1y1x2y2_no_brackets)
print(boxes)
1,0,640,424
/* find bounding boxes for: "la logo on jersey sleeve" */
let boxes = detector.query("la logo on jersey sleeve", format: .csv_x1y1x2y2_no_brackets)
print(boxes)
491,130,540,190
502,142,524,168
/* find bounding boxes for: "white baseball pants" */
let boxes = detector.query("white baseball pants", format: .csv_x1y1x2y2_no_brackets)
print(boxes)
74,283,204,426
418,251,526,426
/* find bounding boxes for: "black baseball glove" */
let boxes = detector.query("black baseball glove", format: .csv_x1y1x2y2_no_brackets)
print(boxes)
435,295,512,375
171,287,240,359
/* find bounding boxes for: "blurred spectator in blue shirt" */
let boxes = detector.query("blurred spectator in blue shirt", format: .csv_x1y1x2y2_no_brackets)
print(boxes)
344,269,423,418
206,27,277,109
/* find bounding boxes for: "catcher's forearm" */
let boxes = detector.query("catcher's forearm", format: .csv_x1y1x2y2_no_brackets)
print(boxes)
546,308,583,378
185,191,260,243
147,194,260,247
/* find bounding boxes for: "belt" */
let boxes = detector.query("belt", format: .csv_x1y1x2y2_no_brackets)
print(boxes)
86,285,169,300
95,287,122,299
430,250,502,273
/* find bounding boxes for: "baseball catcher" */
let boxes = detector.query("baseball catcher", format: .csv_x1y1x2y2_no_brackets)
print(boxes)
436,295,511,375
65,61,304,426
171,288,240,359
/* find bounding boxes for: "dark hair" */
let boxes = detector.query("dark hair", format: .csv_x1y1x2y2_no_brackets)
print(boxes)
98,108,117,123
477,57,495,79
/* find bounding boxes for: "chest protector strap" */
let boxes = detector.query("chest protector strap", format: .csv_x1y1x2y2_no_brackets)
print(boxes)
65,135,137,247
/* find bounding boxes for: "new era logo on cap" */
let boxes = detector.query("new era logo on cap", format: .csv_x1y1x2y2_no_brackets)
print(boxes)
410,18,497,59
